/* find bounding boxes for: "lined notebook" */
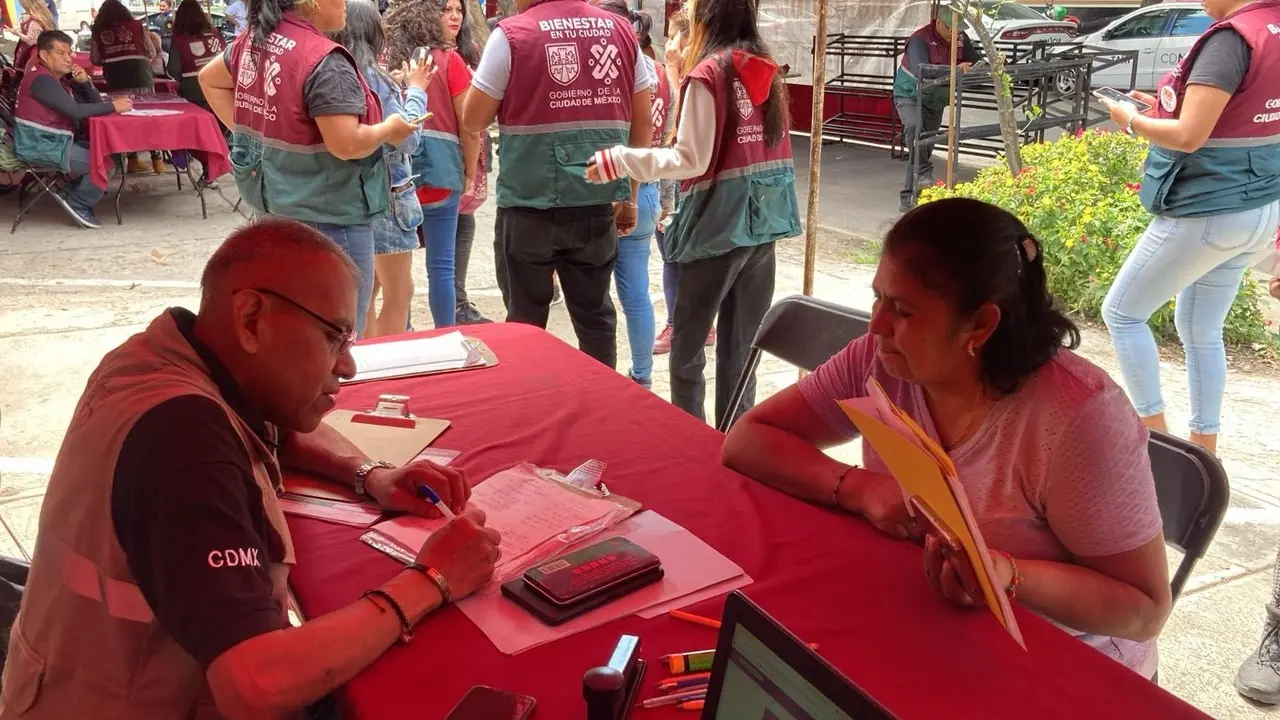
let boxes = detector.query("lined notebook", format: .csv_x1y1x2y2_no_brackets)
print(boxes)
345,331,486,383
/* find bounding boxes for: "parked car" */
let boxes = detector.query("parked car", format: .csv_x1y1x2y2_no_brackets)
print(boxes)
1025,0,1142,35
1056,1,1211,92
876,0,1079,44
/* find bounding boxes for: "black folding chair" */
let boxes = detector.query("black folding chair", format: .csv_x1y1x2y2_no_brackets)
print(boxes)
718,295,872,434
1148,430,1230,603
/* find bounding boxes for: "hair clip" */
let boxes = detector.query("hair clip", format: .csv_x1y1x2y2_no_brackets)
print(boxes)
1020,236,1038,263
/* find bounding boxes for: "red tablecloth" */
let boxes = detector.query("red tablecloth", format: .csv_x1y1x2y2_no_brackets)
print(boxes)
287,323,1210,720
85,100,229,189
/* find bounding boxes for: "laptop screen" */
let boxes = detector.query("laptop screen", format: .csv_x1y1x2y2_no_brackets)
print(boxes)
713,624,855,720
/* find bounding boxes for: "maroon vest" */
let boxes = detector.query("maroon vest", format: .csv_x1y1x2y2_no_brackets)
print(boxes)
93,19,148,65
650,56,669,147
901,23,969,70
1153,0,1280,140
172,31,225,78
228,13,381,148
15,16,40,69
496,0,637,129
423,48,460,138
15,61,74,135
679,54,794,194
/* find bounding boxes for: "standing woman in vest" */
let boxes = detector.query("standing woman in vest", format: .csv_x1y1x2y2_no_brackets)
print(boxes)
9,0,55,70
587,0,801,426
383,0,480,329
198,0,418,337
593,0,664,387
336,0,432,338
1098,0,1280,456
167,0,226,188
90,0,167,174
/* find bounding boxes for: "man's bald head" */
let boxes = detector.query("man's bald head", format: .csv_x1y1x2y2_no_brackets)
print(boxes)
199,218,359,308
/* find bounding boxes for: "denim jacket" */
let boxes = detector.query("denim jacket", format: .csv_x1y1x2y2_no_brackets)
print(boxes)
365,69,427,189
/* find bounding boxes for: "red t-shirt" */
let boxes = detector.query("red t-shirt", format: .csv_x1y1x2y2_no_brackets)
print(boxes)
416,50,474,205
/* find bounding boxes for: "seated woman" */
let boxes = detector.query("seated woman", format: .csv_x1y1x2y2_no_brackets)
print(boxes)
723,197,1172,678
90,0,167,173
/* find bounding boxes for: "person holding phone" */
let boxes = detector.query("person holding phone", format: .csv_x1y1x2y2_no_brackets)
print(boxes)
1097,0,1280,458
384,0,481,330
199,0,419,338
723,199,1172,679
334,0,434,338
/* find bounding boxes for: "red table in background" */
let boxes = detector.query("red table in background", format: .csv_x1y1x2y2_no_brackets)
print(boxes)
287,323,1211,720
86,98,229,223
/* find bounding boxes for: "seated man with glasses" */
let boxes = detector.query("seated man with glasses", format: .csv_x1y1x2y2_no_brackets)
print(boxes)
0,218,501,719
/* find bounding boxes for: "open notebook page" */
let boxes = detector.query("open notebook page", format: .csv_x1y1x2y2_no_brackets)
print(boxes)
348,331,477,382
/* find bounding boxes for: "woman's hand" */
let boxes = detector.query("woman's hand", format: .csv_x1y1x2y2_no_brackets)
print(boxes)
585,157,603,183
838,470,912,539
404,55,435,92
1128,90,1157,110
924,539,1014,608
1100,97,1137,130
382,113,418,144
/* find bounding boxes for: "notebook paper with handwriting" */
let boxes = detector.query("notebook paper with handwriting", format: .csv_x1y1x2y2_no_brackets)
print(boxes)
839,379,1024,648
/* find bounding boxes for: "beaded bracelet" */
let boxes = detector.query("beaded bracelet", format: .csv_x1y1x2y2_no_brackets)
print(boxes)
993,549,1022,600
363,588,414,644
831,465,856,508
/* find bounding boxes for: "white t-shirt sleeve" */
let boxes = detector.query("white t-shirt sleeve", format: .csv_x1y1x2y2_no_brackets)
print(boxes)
633,49,657,93
471,28,511,100
595,81,715,183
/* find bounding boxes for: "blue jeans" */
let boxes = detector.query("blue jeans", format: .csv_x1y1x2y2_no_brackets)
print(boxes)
614,183,661,383
63,142,108,211
1102,200,1279,434
420,194,460,328
299,220,375,338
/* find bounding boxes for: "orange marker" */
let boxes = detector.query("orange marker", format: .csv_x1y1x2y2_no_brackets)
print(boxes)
677,700,706,711
669,610,722,630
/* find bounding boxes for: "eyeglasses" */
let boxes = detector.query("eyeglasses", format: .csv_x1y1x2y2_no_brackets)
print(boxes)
253,287,357,355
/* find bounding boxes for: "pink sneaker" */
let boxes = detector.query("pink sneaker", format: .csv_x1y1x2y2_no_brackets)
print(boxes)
654,323,673,354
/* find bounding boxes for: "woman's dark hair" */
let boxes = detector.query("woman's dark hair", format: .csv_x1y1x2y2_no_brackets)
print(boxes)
684,0,789,145
382,0,445,68
92,0,135,33
592,0,654,56
884,198,1080,395
331,0,391,83
172,0,214,36
452,0,480,68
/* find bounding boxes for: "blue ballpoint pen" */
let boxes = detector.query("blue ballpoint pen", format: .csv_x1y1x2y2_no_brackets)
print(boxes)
416,484,455,519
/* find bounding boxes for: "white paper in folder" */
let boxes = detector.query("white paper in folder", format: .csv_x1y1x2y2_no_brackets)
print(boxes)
346,331,480,383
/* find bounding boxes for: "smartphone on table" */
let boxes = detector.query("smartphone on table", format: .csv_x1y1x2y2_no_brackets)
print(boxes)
445,685,536,720
1092,86,1152,114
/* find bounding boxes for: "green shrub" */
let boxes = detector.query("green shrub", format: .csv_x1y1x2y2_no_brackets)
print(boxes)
918,129,1272,349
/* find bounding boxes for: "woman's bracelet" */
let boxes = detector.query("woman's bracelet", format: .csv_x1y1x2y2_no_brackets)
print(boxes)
993,549,1022,600
830,465,856,508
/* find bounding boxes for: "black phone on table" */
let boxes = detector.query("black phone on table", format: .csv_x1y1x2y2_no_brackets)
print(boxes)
445,685,536,720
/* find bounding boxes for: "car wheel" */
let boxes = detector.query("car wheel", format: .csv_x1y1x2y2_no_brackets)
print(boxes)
1055,69,1078,96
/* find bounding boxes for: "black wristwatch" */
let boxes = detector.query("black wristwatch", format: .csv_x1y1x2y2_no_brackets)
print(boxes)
353,460,395,497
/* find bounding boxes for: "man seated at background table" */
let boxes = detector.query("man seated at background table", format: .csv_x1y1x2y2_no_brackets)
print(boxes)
13,30,131,229
0,219,501,719
723,199,1172,679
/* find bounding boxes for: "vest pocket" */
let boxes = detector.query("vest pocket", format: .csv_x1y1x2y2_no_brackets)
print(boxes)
554,141,617,206
747,174,800,242
359,158,391,216
1246,148,1280,200
1,628,47,714
1139,149,1182,215
228,135,266,213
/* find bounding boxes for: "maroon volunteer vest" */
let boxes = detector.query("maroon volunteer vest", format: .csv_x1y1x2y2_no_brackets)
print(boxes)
423,48,460,137
228,13,382,147
497,0,637,129
93,19,148,64
650,56,669,147
679,54,794,194
172,31,225,78
14,60,74,134
1153,0,1280,139
901,23,969,71
15,16,40,69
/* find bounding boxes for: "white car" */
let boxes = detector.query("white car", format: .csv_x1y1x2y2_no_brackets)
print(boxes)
1068,1,1213,91
874,0,1079,44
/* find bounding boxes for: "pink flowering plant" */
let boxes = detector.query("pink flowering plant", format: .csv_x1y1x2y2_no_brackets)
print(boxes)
919,129,1272,349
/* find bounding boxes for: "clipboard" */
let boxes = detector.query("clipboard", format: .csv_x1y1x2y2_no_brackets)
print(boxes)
341,335,500,385
320,394,450,467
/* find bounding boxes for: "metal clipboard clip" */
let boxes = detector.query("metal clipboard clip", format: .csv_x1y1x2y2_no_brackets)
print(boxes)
350,394,417,429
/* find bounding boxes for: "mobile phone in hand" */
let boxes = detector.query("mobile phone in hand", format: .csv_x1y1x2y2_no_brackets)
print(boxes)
1092,87,1152,114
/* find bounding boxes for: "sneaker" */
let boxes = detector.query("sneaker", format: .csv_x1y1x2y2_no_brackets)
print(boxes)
629,372,652,389
551,281,564,306
55,193,102,229
1236,606,1280,704
455,302,492,325
654,323,673,355
705,327,716,346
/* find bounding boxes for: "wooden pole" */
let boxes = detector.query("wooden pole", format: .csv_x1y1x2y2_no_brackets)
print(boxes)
801,0,829,298
945,3,960,187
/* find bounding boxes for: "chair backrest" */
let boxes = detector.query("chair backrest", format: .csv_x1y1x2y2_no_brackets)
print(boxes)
718,295,871,433
1148,430,1229,602
752,295,872,373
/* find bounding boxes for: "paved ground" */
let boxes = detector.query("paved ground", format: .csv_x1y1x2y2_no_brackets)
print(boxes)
3,138,1280,718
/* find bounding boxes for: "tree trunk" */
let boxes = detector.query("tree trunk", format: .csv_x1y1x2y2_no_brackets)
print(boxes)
962,5,1022,174
466,0,491,47
498,0,516,18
